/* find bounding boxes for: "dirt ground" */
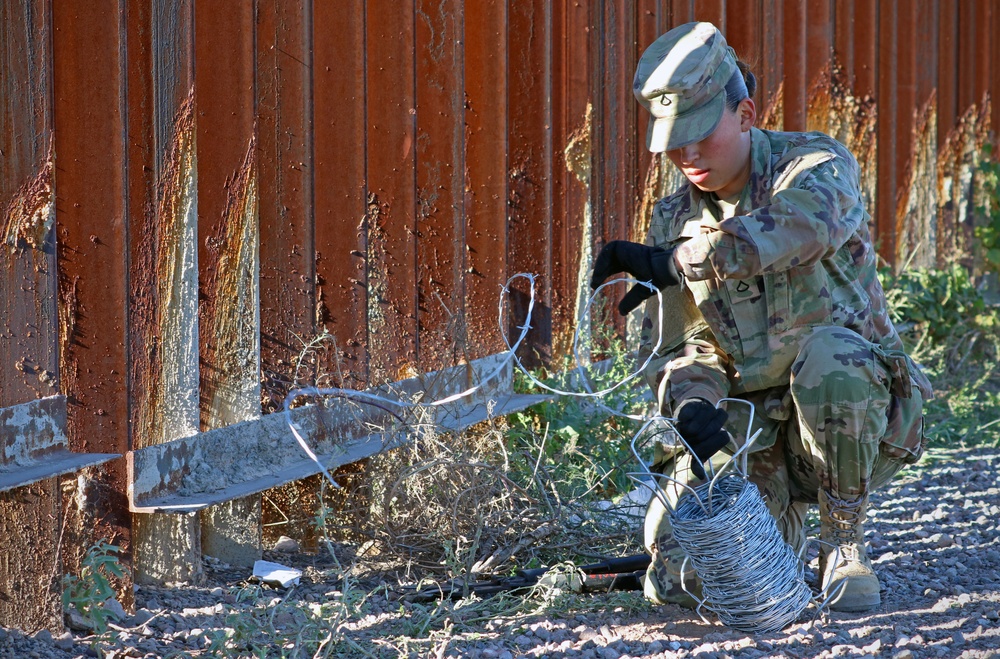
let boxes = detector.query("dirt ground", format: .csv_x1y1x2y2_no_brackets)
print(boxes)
2,444,1000,658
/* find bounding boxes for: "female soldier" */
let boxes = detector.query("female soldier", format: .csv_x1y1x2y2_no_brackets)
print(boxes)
590,22,930,612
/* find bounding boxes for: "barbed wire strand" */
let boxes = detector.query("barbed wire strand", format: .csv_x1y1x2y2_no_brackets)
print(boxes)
283,273,662,489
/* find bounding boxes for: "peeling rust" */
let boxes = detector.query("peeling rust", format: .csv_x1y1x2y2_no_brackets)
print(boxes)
135,88,200,450
563,102,592,186
365,191,392,377
200,136,259,429
2,145,54,254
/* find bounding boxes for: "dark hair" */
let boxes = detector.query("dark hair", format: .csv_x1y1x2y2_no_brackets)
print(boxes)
724,58,757,111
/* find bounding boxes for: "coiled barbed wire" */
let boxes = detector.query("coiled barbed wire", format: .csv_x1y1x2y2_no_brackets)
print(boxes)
669,473,812,634
629,401,821,634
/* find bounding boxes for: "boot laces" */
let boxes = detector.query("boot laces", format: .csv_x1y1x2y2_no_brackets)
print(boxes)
825,493,866,547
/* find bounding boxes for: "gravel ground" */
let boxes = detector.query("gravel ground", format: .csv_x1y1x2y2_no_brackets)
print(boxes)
3,444,1000,659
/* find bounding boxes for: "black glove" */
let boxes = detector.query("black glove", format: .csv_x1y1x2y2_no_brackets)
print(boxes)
674,399,730,480
590,240,681,315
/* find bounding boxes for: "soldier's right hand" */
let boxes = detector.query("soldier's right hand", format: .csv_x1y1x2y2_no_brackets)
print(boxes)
674,398,730,480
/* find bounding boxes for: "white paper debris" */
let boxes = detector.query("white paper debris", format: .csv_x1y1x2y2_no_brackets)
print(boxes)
252,560,302,588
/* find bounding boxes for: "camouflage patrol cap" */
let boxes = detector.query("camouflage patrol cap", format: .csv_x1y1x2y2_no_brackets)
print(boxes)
634,22,739,153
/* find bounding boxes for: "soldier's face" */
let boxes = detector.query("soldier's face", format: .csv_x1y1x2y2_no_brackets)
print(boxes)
666,98,756,199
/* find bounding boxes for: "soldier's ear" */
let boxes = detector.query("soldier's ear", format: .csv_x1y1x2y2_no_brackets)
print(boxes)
738,98,756,131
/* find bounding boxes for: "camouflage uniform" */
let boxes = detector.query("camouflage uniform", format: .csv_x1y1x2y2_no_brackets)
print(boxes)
638,127,933,604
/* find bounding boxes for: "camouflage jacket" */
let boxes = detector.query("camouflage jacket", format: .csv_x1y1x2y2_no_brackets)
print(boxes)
638,127,927,412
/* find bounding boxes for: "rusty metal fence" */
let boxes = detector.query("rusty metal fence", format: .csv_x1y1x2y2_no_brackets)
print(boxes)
2,0,998,633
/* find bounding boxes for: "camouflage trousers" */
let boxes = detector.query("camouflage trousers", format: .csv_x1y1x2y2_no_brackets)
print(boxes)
643,326,926,606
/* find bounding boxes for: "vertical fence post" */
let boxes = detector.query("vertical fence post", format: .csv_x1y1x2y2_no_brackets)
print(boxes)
0,0,62,633
52,0,135,605
129,0,203,585
195,0,263,567
256,0,319,548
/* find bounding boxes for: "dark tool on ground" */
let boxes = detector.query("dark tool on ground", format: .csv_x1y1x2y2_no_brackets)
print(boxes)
403,554,652,601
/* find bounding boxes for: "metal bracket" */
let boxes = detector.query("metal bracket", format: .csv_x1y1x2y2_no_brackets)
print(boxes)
0,395,120,492
129,351,553,513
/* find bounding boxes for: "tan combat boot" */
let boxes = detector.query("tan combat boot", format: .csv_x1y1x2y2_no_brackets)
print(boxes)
818,490,881,612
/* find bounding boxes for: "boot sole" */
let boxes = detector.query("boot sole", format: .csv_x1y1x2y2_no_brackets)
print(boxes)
829,590,880,612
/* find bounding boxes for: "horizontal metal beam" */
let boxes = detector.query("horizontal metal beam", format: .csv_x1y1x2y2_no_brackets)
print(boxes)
129,352,553,513
0,395,120,492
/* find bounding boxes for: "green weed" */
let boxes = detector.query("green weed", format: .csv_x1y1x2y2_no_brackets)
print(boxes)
62,540,127,637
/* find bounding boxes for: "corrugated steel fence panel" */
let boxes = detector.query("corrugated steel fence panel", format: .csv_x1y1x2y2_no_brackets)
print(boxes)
2,0,999,632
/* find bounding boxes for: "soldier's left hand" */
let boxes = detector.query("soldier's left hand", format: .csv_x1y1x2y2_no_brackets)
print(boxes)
590,240,681,315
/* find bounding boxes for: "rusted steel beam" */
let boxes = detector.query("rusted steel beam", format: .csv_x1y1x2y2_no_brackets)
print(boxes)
314,0,368,389
722,0,759,79
365,2,419,382
464,0,510,359
692,0,725,30
782,0,806,132
0,3,58,409
256,0,319,555
195,0,262,568
636,0,662,191
804,0,833,112
508,0,555,364
257,0,316,410
669,0,697,26
550,0,591,358
890,0,917,266
957,1,978,117
126,0,203,586
974,1,992,111
0,396,118,492
415,0,468,370
51,0,134,599
875,1,900,262
0,0,64,635
936,1,958,148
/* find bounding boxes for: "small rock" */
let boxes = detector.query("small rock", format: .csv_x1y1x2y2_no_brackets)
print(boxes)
893,651,914,659
862,638,883,654
272,535,299,552
32,629,52,644
930,533,954,548
54,631,75,651
987,610,1000,621
952,630,965,646
129,608,154,626
65,609,94,632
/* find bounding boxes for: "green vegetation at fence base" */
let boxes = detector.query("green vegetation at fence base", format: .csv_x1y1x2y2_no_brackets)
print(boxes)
880,265,1000,451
